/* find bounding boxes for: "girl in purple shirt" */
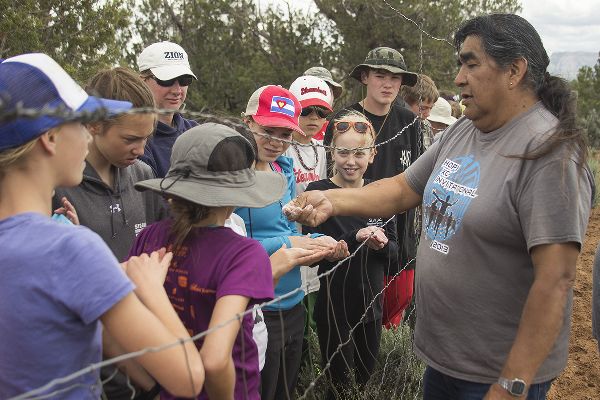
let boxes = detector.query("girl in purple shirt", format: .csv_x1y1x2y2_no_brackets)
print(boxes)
130,122,292,399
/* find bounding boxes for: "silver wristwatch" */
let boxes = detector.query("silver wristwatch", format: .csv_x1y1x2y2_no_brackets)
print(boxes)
497,377,527,397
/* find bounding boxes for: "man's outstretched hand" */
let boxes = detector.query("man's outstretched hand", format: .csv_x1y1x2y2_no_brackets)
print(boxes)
283,190,333,227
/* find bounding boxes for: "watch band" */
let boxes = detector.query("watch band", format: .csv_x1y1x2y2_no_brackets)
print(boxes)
497,377,527,397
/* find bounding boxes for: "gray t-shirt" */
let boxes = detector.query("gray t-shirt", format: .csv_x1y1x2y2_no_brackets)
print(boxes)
404,102,593,383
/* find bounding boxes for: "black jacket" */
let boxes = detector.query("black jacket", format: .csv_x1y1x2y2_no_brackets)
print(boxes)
303,179,399,325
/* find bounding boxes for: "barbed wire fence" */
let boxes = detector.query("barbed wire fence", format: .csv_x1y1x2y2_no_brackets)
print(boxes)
1,0,461,398
10,216,409,400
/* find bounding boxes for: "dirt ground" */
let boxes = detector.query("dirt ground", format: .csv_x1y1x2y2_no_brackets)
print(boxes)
548,206,600,399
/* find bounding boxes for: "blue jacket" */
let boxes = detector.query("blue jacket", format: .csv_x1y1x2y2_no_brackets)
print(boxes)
139,113,198,178
236,156,320,311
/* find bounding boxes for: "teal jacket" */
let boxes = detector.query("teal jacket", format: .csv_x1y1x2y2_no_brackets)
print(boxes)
236,156,320,311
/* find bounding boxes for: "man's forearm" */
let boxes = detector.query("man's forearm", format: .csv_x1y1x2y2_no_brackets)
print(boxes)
327,174,421,218
499,277,570,385
484,244,578,399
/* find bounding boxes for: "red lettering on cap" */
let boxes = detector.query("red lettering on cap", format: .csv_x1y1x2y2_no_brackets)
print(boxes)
301,87,327,96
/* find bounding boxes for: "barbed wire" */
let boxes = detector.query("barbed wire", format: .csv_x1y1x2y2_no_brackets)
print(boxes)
10,215,399,400
380,0,453,47
298,255,415,399
0,99,208,125
2,0,452,397
0,99,420,153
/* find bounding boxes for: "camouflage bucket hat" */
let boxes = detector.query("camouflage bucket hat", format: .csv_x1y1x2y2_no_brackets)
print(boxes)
349,47,418,86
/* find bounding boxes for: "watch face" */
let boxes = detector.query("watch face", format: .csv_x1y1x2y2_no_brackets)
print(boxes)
511,380,526,395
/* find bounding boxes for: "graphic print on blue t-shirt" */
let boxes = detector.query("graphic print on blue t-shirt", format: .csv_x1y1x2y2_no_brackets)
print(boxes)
423,155,479,254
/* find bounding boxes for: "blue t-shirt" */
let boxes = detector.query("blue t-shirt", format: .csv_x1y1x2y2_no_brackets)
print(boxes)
0,213,134,399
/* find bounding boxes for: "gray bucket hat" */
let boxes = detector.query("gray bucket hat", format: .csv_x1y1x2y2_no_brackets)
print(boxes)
304,66,343,98
349,47,418,87
135,123,287,208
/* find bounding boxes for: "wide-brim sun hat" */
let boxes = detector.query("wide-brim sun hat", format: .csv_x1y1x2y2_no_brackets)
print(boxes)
244,85,304,135
137,41,197,81
427,97,458,126
349,47,418,87
0,53,132,151
304,66,343,98
135,123,287,208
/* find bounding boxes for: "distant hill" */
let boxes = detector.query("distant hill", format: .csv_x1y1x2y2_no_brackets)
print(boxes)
548,52,598,81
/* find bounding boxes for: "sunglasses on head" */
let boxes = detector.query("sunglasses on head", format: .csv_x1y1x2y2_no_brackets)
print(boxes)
151,75,194,87
333,121,373,135
300,106,330,118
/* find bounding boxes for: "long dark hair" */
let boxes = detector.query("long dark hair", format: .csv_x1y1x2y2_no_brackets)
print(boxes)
454,14,587,165
168,197,211,253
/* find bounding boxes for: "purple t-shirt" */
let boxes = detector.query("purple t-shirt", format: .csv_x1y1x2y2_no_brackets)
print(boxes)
129,221,274,400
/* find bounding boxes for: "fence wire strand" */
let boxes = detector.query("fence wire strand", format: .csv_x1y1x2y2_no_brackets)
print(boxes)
10,217,401,400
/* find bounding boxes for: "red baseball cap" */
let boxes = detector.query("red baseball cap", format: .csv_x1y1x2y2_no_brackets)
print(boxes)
244,85,303,135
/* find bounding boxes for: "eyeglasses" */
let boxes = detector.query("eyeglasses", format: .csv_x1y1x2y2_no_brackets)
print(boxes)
254,131,293,145
151,75,194,87
300,106,330,118
333,121,373,135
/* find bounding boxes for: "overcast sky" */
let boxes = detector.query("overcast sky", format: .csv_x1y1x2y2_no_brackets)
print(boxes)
261,0,600,55
521,0,600,54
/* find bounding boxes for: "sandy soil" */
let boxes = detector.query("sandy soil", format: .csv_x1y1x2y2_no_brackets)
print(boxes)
548,206,600,399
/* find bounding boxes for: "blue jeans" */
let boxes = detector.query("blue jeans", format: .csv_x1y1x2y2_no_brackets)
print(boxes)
423,366,554,400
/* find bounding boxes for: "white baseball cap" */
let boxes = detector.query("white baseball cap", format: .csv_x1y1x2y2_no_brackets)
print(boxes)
303,67,343,98
288,75,333,112
427,97,457,126
137,41,197,81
